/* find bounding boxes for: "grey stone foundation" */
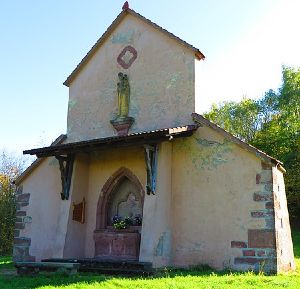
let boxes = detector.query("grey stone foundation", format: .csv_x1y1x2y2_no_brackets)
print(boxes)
13,185,35,262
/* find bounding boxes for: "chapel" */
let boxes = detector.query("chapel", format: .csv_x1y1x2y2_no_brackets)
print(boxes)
14,3,295,273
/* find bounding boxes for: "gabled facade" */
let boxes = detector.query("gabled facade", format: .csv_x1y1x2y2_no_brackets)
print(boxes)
64,7,203,143
14,4,294,274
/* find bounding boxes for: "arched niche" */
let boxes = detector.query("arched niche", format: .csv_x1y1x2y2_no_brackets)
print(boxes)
96,167,145,230
107,179,143,226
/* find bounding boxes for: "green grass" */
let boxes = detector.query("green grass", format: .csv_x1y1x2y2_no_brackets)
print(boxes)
0,256,14,269
1,231,300,289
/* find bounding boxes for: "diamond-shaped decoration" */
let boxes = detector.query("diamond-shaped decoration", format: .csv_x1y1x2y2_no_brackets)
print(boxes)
117,46,137,69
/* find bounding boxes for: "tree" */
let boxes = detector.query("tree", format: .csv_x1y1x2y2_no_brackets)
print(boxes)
204,98,260,143
0,151,25,255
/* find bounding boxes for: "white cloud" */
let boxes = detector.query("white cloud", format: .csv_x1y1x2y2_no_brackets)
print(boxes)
196,0,300,113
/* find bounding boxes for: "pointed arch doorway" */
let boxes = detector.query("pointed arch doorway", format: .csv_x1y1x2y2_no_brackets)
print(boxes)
94,167,145,261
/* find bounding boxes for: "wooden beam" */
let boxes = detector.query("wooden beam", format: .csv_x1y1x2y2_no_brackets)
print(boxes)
144,144,158,195
55,154,75,200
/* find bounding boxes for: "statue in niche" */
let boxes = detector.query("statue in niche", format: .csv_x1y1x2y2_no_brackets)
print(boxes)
117,72,130,119
110,72,134,136
117,192,141,218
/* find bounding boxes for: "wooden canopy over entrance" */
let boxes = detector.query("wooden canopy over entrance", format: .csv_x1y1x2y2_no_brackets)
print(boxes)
23,125,198,200
23,125,198,158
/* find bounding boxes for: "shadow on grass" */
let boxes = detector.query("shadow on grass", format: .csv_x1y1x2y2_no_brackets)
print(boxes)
0,262,258,289
0,260,279,289
154,264,226,278
292,229,300,258
0,267,249,289
0,272,110,289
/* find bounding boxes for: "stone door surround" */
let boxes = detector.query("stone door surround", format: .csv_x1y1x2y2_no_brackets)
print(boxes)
94,167,145,260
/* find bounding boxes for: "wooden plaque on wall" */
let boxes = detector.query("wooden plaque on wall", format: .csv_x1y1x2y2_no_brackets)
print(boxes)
72,198,85,224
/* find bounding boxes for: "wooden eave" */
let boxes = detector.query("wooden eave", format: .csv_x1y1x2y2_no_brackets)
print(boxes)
23,125,198,158
63,8,205,87
14,134,67,185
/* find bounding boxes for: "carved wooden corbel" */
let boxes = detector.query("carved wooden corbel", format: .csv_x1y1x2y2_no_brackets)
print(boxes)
55,154,75,200
144,144,158,195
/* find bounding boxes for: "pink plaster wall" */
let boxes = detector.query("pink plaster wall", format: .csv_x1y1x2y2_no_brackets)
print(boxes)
171,126,276,271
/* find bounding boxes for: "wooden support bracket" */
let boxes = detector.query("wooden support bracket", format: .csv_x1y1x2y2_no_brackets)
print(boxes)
55,154,75,200
144,144,158,195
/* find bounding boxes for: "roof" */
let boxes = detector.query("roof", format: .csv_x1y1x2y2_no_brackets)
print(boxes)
192,113,284,170
23,125,198,158
14,134,67,185
63,7,205,87
18,114,285,184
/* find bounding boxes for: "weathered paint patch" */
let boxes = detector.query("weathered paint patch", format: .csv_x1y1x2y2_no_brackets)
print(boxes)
166,72,181,89
175,241,202,253
154,231,171,257
155,235,164,256
68,99,77,111
111,30,135,44
174,136,234,171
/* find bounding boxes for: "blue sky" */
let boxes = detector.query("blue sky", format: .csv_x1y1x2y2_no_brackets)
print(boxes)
1,0,300,155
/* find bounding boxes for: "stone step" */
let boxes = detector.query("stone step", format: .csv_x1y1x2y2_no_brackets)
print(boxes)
15,261,80,275
41,258,153,275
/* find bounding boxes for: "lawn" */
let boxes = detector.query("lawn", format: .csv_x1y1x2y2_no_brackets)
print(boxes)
1,231,300,289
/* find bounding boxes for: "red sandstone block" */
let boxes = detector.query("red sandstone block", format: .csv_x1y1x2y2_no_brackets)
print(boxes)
234,257,262,264
253,192,273,202
251,211,265,218
15,223,25,230
256,174,261,184
251,210,274,218
243,250,255,256
16,211,26,217
20,202,29,207
17,193,30,203
248,229,275,248
231,241,247,248
257,250,266,257
14,237,31,246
